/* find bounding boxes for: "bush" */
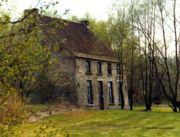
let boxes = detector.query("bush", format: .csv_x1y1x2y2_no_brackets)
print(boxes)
0,84,29,136
34,121,69,137
0,124,16,137
0,92,28,125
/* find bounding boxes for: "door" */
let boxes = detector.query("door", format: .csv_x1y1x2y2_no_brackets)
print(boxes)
98,81,104,110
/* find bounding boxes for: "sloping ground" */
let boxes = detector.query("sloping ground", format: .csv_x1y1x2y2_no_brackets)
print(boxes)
14,107,180,137
26,102,83,122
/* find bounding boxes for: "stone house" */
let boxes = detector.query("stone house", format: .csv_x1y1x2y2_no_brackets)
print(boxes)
25,9,129,109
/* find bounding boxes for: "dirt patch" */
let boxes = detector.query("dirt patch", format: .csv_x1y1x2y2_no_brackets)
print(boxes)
27,102,84,123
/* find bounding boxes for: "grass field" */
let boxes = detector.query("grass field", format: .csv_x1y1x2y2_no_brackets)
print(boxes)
14,106,180,137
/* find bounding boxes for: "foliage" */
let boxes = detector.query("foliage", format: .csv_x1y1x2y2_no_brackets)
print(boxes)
34,121,69,137
89,18,112,47
0,84,28,137
0,124,16,137
0,84,28,124
0,3,57,137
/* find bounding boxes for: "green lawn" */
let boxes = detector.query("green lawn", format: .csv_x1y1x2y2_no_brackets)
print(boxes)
14,106,180,137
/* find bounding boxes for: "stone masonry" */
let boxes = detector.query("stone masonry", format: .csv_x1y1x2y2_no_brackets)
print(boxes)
75,56,129,109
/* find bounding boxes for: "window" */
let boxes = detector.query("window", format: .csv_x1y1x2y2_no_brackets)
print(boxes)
86,60,91,74
107,63,112,75
108,81,114,104
98,81,104,109
87,80,93,104
116,63,120,75
97,62,102,75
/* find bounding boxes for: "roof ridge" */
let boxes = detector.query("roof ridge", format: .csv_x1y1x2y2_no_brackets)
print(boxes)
41,15,82,25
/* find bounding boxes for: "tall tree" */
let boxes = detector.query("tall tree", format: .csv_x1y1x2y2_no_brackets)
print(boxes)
153,0,180,112
0,0,60,102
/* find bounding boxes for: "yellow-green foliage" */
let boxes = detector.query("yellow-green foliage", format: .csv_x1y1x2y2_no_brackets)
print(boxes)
33,121,69,137
0,84,28,125
0,8,58,136
0,124,16,137
0,10,55,102
0,84,29,137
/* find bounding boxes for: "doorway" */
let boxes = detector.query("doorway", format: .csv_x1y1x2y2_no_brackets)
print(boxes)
98,81,104,110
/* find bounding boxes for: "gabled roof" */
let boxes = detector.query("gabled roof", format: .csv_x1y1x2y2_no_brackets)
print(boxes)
28,10,117,61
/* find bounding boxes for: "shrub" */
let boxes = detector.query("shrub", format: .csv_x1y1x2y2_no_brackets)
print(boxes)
0,91,28,124
0,124,16,137
34,121,69,137
0,83,28,136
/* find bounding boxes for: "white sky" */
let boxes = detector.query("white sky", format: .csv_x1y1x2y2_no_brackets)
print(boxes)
5,0,116,20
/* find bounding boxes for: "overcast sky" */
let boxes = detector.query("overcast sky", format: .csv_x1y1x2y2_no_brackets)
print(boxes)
5,0,117,20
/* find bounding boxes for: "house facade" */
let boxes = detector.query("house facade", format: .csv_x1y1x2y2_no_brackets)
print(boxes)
75,54,126,109
25,9,129,109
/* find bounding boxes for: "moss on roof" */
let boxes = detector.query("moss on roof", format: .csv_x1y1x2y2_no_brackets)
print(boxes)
29,12,117,60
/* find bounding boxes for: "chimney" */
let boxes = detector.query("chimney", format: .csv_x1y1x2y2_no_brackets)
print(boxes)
23,8,39,17
80,20,90,29
23,8,39,28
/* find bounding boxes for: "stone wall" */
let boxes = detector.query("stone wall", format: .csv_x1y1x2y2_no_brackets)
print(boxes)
50,49,78,104
30,49,78,104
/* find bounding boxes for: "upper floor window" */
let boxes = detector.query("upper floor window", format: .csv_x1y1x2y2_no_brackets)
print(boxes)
87,80,93,104
97,62,102,75
107,63,112,75
116,63,120,75
86,60,91,74
108,81,114,104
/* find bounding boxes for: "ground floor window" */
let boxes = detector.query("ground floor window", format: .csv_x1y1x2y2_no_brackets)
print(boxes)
87,80,93,104
108,81,114,104
118,82,123,103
